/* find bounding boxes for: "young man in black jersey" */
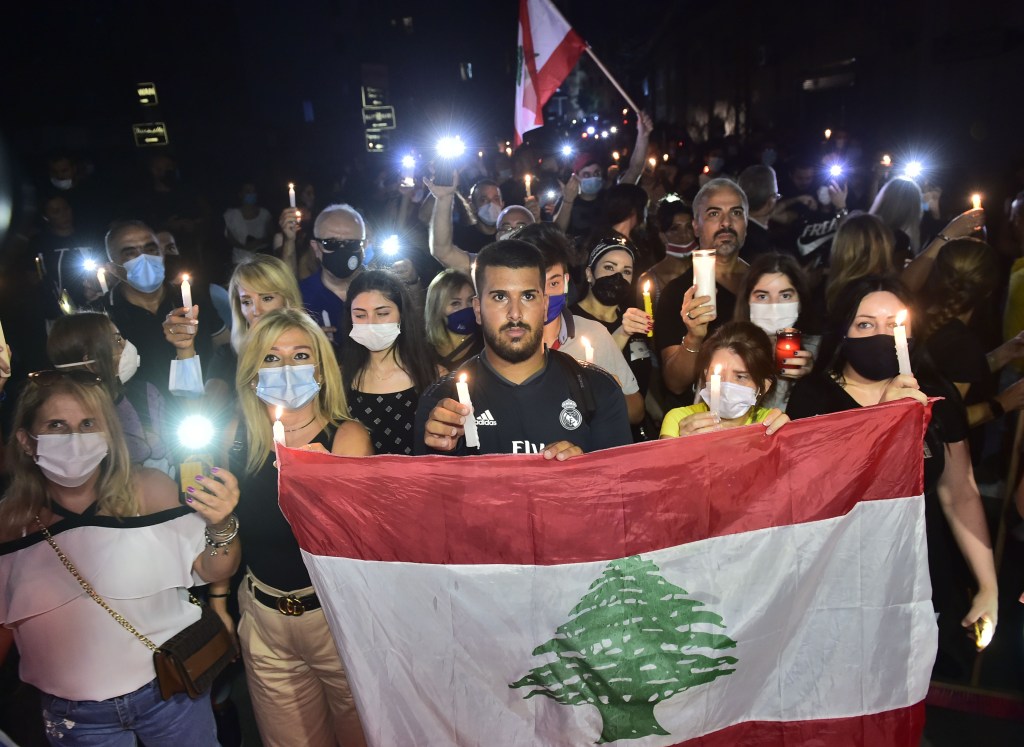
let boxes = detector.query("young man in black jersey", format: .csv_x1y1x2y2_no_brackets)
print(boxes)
414,240,631,458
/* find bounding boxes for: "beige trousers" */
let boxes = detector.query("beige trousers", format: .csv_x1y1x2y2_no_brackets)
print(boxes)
238,573,367,747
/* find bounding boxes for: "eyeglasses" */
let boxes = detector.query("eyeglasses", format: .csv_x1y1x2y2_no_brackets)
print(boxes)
314,238,365,254
27,370,104,387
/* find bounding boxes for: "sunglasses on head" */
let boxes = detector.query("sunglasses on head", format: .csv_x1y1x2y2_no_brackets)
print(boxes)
27,370,103,387
314,238,365,253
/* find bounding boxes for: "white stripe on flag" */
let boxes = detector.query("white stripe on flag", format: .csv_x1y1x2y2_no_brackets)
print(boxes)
303,496,936,746
526,0,575,70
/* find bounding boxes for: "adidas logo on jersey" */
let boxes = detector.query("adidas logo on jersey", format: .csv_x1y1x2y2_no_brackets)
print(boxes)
475,409,497,426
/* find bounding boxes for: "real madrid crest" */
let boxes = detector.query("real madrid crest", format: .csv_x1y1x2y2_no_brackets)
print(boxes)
559,398,583,431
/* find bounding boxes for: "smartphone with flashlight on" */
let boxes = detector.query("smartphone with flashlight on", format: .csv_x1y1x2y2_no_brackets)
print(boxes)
434,136,465,187
177,414,216,504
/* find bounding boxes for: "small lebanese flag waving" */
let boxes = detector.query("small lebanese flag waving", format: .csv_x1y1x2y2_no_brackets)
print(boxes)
279,400,936,746
515,0,587,146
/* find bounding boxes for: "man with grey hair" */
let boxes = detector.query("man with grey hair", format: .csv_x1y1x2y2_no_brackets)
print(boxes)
654,178,750,397
299,203,368,346
737,164,781,260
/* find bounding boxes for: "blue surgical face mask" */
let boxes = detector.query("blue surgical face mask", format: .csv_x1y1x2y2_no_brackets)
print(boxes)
446,307,478,335
545,293,567,324
255,364,321,410
123,253,165,293
477,202,502,226
580,176,603,195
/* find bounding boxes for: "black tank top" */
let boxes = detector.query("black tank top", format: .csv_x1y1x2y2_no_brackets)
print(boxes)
231,423,335,591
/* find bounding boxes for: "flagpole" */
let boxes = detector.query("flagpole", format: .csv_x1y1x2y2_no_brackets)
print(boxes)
584,46,642,115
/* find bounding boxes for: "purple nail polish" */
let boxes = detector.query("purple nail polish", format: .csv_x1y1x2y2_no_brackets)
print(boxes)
194,474,203,482
210,467,219,474
185,495,194,503
187,486,196,493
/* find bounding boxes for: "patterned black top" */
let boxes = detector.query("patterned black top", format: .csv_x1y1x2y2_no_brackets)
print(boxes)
349,387,419,455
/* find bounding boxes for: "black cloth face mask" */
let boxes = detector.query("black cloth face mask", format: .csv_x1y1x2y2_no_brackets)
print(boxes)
842,334,912,381
317,238,364,278
590,273,631,307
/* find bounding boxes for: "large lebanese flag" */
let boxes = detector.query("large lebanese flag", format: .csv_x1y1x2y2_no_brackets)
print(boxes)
515,0,587,145
279,400,937,746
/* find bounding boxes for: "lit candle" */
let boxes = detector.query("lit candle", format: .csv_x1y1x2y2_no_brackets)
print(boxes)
295,209,302,222
692,250,717,313
611,151,620,162
59,290,72,315
0,319,10,378
322,310,331,328
709,364,723,416
648,156,657,169
824,128,832,140
662,153,669,162
35,254,44,279
97,267,108,294
524,174,532,199
181,274,193,318
894,309,912,376
455,373,480,448
973,617,994,651
288,182,296,208
273,405,285,445
642,280,654,338
581,336,594,363
971,193,982,211
881,154,892,167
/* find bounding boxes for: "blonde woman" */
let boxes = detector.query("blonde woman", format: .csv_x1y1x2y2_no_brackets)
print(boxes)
825,213,895,312
0,371,240,745
212,307,371,747
424,268,481,369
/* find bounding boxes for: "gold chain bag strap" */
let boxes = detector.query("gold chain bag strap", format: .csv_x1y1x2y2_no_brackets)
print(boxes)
36,516,238,700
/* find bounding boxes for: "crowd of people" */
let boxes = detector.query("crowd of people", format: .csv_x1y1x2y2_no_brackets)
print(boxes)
0,117,1022,745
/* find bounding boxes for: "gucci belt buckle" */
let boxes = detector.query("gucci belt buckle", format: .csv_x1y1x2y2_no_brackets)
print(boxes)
276,594,306,616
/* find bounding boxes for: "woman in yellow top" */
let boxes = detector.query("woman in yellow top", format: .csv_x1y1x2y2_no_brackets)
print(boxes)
660,321,790,438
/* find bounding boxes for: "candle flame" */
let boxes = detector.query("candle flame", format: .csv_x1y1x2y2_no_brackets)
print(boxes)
648,157,657,168
295,210,302,219
881,154,892,167
974,617,994,650
459,373,467,384
971,193,982,210
895,309,907,327
288,182,294,189
643,280,650,294
702,165,710,174
182,273,190,283
581,336,591,347
713,364,723,375
275,405,283,420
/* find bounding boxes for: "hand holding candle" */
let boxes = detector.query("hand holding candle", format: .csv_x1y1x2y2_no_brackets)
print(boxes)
642,281,654,337
273,405,286,445
973,616,994,651
288,182,296,208
894,310,912,376
455,373,480,448
97,267,108,294
692,250,717,313
524,174,532,199
708,364,722,416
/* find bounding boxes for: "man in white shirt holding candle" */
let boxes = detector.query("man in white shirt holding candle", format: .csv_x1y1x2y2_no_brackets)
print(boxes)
655,178,751,400
415,240,631,458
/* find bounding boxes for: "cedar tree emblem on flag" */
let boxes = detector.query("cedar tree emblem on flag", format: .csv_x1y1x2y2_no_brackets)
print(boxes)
511,555,737,743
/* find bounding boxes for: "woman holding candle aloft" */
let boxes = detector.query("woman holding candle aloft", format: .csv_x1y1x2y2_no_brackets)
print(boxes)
788,276,998,676
212,307,370,747
342,270,444,455
917,237,1024,428
660,322,789,438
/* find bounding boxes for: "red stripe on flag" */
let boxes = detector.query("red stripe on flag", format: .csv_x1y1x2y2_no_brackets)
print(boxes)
278,400,930,566
665,703,925,746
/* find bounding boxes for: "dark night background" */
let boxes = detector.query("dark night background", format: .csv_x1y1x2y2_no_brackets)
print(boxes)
1,0,1023,213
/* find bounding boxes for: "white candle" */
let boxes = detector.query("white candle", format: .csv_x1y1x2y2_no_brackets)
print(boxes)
0,319,10,377
273,405,286,445
581,336,594,363
692,250,716,312
971,193,982,211
894,309,912,376
288,182,296,208
322,310,331,328
181,274,193,318
97,267,108,294
455,373,480,448
708,364,723,416
524,174,532,199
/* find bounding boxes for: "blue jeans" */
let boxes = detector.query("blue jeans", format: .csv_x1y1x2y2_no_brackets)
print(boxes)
39,678,219,746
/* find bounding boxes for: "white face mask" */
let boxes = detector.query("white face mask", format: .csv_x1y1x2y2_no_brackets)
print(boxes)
749,301,800,336
699,380,759,420
117,339,141,383
255,364,321,410
32,432,109,487
665,239,698,258
349,322,401,352
477,202,502,227
51,177,73,190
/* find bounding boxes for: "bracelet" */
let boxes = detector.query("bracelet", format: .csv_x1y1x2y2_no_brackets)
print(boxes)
207,593,230,598
989,398,1005,419
205,514,240,555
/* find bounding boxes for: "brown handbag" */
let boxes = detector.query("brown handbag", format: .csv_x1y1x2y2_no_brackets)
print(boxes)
37,517,239,700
